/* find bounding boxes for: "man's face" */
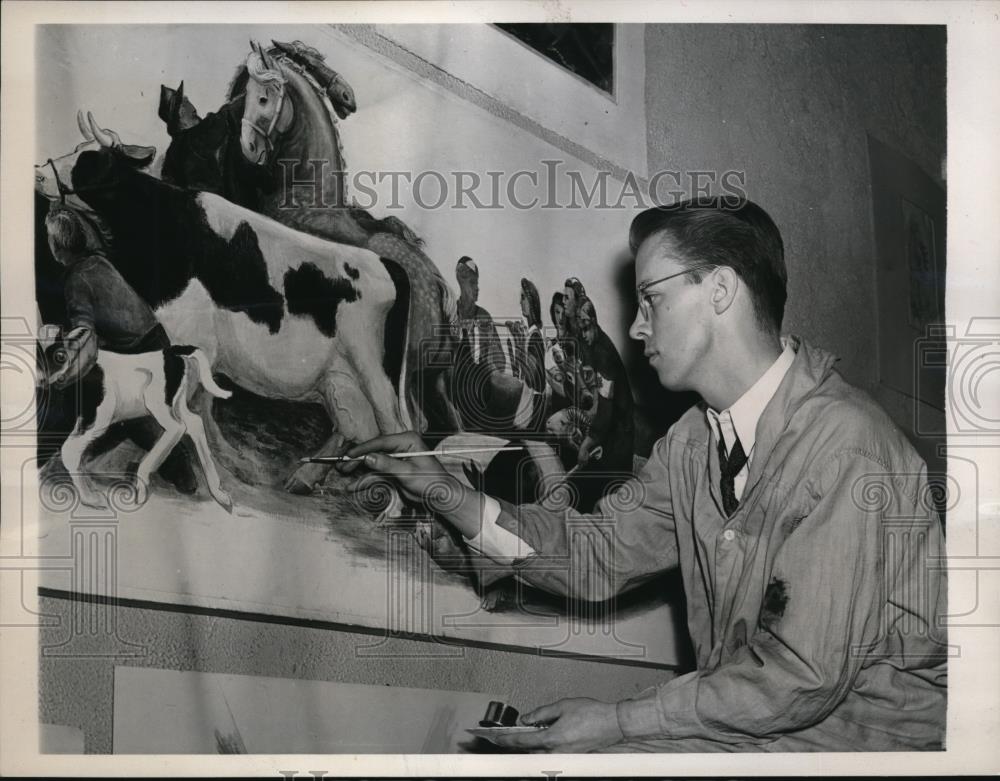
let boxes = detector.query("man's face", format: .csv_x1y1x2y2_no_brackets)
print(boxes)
628,235,710,392
563,287,576,316
457,269,479,301
552,302,565,334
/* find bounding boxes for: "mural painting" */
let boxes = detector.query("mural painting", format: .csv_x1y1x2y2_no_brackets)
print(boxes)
32,31,671,649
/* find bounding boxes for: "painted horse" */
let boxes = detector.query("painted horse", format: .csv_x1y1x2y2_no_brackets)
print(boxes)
160,41,463,442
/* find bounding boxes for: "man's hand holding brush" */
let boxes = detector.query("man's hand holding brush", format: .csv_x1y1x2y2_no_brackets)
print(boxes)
337,432,486,540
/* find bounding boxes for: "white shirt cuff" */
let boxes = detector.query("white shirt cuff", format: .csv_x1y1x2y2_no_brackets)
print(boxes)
463,495,537,564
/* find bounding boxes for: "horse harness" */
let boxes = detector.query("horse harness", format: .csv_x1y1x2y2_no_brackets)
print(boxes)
44,152,117,202
240,70,288,158
43,153,115,251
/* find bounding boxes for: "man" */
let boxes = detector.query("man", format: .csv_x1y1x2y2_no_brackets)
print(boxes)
44,206,198,493
451,256,509,431
454,256,506,373
346,198,947,752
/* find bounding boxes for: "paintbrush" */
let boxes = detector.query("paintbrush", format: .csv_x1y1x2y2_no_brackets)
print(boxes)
300,446,526,464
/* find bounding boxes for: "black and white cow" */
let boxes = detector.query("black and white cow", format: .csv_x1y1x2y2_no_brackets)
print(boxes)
36,112,408,492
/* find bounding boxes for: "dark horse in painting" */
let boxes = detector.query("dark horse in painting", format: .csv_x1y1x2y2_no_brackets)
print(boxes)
159,42,463,473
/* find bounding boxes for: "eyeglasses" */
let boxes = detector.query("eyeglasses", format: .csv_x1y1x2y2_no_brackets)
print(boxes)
635,264,716,319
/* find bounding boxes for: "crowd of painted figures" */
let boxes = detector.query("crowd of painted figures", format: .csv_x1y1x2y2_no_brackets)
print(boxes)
447,258,635,509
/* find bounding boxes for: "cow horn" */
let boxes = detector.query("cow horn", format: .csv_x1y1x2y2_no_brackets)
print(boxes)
77,109,94,140
87,111,120,148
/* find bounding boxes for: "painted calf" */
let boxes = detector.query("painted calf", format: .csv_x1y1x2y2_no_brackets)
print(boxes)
41,337,233,511
36,112,408,492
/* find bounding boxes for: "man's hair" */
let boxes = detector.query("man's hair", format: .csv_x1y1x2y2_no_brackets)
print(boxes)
45,207,89,255
549,291,565,327
520,277,542,328
456,255,478,277
563,276,587,300
629,197,787,333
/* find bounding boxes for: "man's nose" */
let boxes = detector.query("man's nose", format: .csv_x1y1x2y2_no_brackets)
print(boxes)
629,310,649,341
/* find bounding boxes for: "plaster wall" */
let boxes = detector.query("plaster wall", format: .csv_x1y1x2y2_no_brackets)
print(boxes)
642,24,947,466
38,595,671,753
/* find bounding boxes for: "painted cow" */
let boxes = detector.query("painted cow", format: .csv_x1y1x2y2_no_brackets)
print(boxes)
35,113,408,491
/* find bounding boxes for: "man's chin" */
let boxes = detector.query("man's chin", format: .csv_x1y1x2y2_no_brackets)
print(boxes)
653,363,681,391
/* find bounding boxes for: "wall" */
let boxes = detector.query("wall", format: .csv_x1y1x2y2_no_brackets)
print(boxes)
642,24,947,470
38,594,671,753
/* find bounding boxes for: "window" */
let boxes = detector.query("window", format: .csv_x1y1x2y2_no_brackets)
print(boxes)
494,23,615,95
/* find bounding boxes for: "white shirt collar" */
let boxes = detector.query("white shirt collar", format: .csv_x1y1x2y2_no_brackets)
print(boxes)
706,339,796,457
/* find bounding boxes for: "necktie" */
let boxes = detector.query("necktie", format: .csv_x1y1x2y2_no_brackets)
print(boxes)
718,434,749,516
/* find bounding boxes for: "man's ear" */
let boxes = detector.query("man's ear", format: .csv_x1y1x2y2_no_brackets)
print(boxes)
710,266,739,315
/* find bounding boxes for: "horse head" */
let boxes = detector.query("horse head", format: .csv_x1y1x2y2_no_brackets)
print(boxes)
240,41,295,166
271,39,357,120
324,70,357,120
158,81,202,137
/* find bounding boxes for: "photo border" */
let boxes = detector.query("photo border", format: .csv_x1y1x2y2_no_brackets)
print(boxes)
2,0,998,776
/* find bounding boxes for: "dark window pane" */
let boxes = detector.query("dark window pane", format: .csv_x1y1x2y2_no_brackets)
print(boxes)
495,23,615,94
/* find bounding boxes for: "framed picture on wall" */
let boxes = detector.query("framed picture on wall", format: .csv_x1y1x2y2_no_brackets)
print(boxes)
867,134,947,411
